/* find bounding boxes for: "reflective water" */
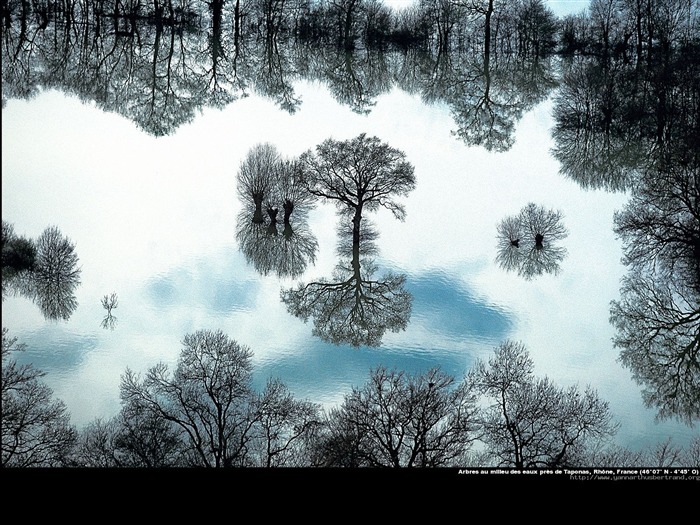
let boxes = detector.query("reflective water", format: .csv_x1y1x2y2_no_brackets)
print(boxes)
2,19,698,453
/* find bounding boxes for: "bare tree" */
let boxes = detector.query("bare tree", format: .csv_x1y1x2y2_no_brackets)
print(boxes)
1,328,77,467
237,143,282,224
120,329,256,467
32,225,82,321
248,378,322,467
469,340,619,468
496,202,568,279
298,133,416,244
315,366,480,467
610,272,700,425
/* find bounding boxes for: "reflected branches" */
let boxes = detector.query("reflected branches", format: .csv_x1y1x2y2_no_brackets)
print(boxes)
101,292,119,331
611,155,700,425
2,222,81,321
279,134,415,347
281,220,412,348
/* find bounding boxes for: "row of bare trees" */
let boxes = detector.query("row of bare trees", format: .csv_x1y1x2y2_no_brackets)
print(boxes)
549,42,699,426
560,0,699,60
5,326,698,468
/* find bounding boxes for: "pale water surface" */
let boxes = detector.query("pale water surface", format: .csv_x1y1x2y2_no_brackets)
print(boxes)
2,75,697,452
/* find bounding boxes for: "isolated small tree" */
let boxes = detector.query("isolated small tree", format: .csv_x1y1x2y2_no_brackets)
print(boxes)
496,203,568,279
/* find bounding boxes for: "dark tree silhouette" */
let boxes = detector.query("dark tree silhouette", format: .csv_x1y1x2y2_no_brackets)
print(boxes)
315,366,480,467
496,202,568,279
237,143,281,224
1,328,77,467
550,57,647,191
1,221,36,286
298,133,416,244
248,377,322,467
610,153,700,425
75,402,189,467
614,163,700,291
468,340,619,468
120,329,256,467
610,271,700,426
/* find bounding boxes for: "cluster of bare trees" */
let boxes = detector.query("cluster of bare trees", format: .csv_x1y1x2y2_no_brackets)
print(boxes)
610,158,700,426
237,134,416,347
4,0,564,56
237,142,316,225
4,326,699,468
548,36,699,426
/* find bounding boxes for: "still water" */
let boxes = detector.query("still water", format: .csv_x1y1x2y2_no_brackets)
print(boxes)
2,50,697,453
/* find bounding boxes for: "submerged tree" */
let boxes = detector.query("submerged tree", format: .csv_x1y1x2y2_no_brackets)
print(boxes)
496,202,568,279
298,133,416,244
236,207,319,279
1,222,81,320
272,158,318,225
1,328,77,467
315,366,480,467
237,143,281,224
469,340,619,468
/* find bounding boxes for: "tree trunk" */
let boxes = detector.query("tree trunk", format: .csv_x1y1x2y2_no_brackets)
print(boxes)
283,199,294,224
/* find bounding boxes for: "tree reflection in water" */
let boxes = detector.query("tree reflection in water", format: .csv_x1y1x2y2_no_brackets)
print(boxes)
281,220,412,348
1,223,81,321
235,207,318,280
611,156,700,425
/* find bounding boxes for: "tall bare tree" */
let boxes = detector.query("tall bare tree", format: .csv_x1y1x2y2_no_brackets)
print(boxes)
120,329,256,467
469,340,619,468
298,133,415,244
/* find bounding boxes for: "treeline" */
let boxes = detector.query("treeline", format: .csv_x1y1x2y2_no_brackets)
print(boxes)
4,0,697,57
0,0,560,55
2,327,699,468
